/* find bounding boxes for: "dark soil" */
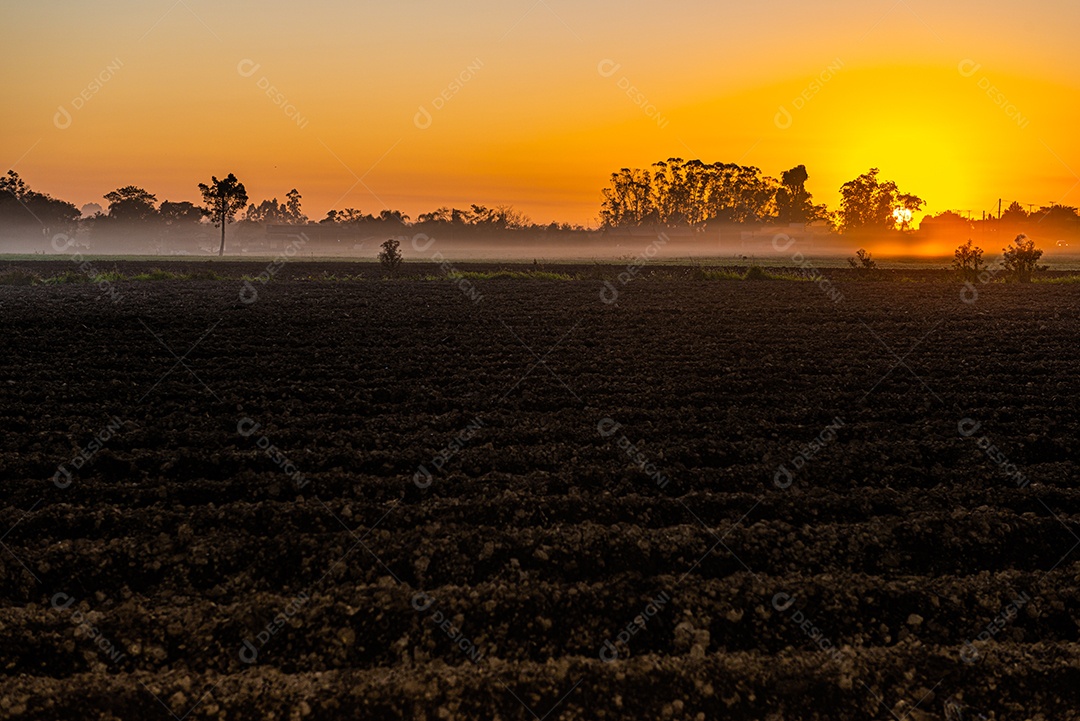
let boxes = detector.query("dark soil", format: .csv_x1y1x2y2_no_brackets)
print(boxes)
1,266,1078,720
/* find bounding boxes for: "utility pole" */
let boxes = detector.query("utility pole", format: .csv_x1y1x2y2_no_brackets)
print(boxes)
998,198,1002,220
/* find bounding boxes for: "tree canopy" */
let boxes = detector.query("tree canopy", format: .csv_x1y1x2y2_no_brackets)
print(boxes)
836,168,924,233
198,173,248,256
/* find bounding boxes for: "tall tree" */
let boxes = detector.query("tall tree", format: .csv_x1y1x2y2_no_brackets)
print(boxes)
284,189,306,223
775,165,824,224
600,159,788,228
600,168,655,227
245,198,286,224
198,173,248,256
836,168,923,233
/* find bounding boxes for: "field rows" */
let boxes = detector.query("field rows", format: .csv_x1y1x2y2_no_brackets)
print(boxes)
1,271,1079,718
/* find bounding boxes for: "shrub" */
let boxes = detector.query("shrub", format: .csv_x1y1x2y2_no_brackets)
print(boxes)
1002,234,1047,283
378,239,403,275
847,248,878,272
952,239,985,281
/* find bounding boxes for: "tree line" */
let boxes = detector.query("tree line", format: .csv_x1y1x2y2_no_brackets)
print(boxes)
0,170,594,254
598,158,1080,238
599,159,927,233
4,163,1079,253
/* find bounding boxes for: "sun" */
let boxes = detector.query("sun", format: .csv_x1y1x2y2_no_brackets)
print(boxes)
893,207,914,225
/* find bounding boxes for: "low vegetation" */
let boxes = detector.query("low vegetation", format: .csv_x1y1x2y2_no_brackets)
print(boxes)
951,239,985,281
0,237,1070,289
847,248,880,277
1001,233,1047,283
0,267,42,285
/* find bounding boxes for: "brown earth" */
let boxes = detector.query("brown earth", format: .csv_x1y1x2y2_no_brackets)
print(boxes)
0,265,1078,720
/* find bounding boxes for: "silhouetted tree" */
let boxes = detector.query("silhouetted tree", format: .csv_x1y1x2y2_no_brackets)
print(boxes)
378,238,403,275
157,200,204,251
159,200,203,225
952,239,985,281
0,171,28,201
378,209,411,225
318,208,365,224
600,167,655,227
198,173,248,256
1000,201,1028,225
775,164,824,224
245,190,307,225
600,159,783,228
0,171,80,237
284,189,306,223
1033,204,1080,234
1002,234,1046,283
104,186,158,222
416,207,453,225
837,168,923,233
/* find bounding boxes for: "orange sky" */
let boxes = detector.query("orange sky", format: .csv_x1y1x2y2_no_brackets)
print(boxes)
2,0,1079,226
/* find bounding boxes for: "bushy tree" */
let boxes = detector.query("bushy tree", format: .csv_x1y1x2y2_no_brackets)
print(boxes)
775,164,825,224
1000,201,1028,225
104,186,158,222
837,168,923,233
0,170,81,237
599,159,774,227
378,238,403,275
952,239,985,281
159,200,203,225
1001,234,1046,283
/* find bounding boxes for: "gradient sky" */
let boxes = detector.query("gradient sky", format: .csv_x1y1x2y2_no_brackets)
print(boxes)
3,0,1079,226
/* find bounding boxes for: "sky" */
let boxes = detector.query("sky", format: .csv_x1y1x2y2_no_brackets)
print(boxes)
3,0,1079,226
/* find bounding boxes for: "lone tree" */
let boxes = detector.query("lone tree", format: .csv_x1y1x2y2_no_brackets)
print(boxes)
952,240,985,281
378,238,403,275
1002,234,1046,283
198,173,248,256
